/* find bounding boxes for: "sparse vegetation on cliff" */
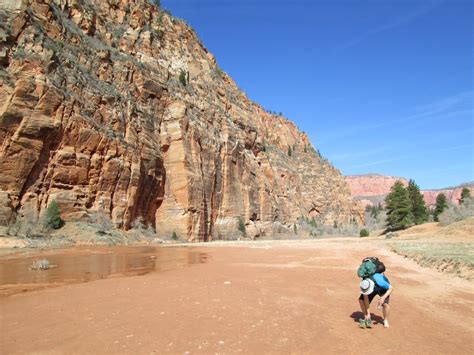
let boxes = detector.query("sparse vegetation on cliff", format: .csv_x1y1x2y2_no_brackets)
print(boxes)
238,217,246,236
90,211,113,235
459,188,471,204
179,69,188,86
44,200,63,230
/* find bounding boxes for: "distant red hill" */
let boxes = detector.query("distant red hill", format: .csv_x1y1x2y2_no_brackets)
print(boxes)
345,174,473,207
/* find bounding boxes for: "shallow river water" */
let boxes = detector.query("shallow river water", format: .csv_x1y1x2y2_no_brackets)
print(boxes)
0,246,207,296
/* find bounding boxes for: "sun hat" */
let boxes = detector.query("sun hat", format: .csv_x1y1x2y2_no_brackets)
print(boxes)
360,279,375,295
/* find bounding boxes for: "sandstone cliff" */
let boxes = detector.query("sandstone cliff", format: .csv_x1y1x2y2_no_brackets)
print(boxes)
345,174,473,207
422,184,474,206
0,0,361,241
345,174,408,198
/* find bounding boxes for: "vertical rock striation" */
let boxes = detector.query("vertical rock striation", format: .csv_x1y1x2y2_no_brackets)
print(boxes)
0,0,361,241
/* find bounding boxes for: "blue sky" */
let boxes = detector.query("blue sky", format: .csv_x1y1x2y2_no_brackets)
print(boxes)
162,0,473,189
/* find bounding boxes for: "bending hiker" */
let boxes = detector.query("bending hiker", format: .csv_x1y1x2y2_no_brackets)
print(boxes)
357,257,392,329
359,274,392,328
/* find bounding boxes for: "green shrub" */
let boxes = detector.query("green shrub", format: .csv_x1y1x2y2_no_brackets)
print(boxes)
287,146,292,157
214,66,225,78
237,217,246,236
172,231,178,240
293,224,297,235
360,229,369,237
44,200,62,229
179,70,187,86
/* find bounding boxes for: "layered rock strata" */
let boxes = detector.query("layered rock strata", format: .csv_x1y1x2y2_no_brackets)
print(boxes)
346,174,473,207
422,185,474,206
0,0,361,241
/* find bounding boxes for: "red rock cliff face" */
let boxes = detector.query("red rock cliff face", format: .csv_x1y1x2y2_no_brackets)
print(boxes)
422,187,474,206
345,174,473,207
345,175,408,197
0,0,361,241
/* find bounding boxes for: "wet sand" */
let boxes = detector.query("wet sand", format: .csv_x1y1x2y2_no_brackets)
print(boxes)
0,246,207,297
0,239,472,354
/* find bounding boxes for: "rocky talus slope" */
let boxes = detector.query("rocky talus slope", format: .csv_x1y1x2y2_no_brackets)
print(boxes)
0,0,361,241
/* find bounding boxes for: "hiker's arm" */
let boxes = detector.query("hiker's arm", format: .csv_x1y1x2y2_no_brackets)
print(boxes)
379,286,393,304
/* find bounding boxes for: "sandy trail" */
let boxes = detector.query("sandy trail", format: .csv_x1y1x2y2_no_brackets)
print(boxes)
0,239,472,354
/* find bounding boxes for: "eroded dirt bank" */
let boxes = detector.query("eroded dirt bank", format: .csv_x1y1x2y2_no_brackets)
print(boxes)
0,240,472,354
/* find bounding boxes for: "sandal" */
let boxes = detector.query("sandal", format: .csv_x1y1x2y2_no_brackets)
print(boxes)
358,319,367,329
365,319,373,328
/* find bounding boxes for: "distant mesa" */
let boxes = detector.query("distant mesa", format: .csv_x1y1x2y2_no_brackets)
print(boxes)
345,175,474,207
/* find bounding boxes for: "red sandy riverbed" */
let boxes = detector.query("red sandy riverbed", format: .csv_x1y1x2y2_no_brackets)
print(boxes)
0,240,472,354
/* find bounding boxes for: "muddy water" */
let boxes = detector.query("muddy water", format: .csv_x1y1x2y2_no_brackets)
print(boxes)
0,246,207,296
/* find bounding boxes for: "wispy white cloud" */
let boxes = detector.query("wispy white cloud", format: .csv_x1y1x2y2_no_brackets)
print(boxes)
338,0,445,50
410,91,474,118
317,91,473,144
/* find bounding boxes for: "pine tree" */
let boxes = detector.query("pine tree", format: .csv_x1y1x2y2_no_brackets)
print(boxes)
44,200,62,229
459,188,471,204
287,146,292,157
407,179,428,225
434,193,448,221
385,180,414,230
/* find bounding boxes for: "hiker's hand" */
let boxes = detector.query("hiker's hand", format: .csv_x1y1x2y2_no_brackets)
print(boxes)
378,298,384,307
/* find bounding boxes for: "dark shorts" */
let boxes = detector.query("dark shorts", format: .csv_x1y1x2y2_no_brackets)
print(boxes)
359,291,390,304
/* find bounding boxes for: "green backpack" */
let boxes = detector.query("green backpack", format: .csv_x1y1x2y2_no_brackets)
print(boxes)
357,259,376,278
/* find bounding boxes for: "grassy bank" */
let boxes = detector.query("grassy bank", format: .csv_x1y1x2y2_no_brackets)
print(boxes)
390,241,474,280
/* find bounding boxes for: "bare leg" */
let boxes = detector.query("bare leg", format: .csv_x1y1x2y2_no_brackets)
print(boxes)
383,304,390,328
359,298,367,318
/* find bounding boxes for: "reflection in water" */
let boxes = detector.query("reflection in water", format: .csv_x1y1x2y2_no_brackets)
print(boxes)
0,246,207,296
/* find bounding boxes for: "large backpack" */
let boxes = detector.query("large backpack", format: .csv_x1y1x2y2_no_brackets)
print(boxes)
357,256,386,278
